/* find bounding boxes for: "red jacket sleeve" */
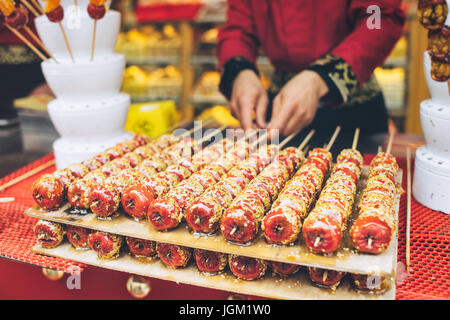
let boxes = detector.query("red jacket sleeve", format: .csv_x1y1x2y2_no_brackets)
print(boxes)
217,0,259,69
331,0,406,85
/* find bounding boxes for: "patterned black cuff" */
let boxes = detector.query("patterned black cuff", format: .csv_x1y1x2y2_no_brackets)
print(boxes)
219,56,260,100
305,54,358,107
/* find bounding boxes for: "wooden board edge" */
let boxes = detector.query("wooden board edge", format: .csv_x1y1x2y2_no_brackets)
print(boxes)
32,243,396,300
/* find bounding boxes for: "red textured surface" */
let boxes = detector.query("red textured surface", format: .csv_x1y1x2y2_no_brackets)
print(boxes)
0,154,85,273
136,3,203,23
0,154,448,300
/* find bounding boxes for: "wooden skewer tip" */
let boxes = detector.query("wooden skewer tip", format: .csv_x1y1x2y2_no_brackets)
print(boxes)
325,126,341,152
322,271,328,283
0,159,55,192
386,132,395,155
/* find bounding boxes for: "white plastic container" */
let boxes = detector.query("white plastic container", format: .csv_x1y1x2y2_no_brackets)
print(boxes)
413,147,450,214
423,52,450,105
41,54,125,102
35,9,120,63
420,100,450,158
53,131,133,169
47,93,130,139
36,6,131,169
413,2,450,213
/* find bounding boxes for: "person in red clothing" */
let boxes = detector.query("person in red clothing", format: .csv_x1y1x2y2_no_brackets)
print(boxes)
217,0,405,143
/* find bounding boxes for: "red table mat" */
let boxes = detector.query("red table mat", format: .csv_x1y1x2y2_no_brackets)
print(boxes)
0,154,448,300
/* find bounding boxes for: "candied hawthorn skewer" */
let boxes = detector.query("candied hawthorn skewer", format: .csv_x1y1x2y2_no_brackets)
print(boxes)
350,135,398,254
68,169,108,210
308,267,345,290
228,255,267,281
156,243,191,268
89,168,142,217
122,128,232,220
31,132,177,210
126,237,157,259
194,249,228,274
121,145,213,220
34,220,65,248
88,231,122,259
220,132,310,244
303,128,363,254
148,138,249,230
66,225,91,249
220,147,303,244
263,134,339,246
185,138,281,234
95,127,226,218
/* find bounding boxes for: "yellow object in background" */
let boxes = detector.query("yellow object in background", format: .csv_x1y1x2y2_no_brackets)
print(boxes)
197,105,240,128
125,101,178,137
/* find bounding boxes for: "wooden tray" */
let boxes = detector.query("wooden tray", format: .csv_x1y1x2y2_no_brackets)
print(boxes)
25,167,401,276
32,243,396,300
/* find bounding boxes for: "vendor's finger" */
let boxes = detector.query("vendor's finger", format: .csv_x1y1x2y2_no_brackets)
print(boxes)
238,95,257,131
267,99,294,135
284,113,306,136
255,93,269,129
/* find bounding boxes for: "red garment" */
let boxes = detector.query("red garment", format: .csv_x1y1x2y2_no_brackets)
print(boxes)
217,0,405,84
0,28,25,45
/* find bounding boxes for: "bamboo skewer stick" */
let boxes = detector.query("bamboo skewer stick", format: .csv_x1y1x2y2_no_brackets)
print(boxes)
314,237,321,248
59,22,75,63
21,0,40,17
302,145,310,155
90,20,97,61
298,130,315,151
322,271,328,283
325,126,341,152
5,24,47,61
30,0,43,14
386,132,395,155
352,128,360,150
406,147,412,273
278,130,299,149
23,26,57,62
378,145,382,154
0,160,56,192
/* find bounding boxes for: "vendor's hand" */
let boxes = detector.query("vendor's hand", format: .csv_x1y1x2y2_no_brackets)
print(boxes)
230,69,269,131
267,70,329,136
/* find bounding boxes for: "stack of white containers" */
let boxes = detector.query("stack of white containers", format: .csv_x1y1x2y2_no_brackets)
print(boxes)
34,0,131,168
413,0,450,214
